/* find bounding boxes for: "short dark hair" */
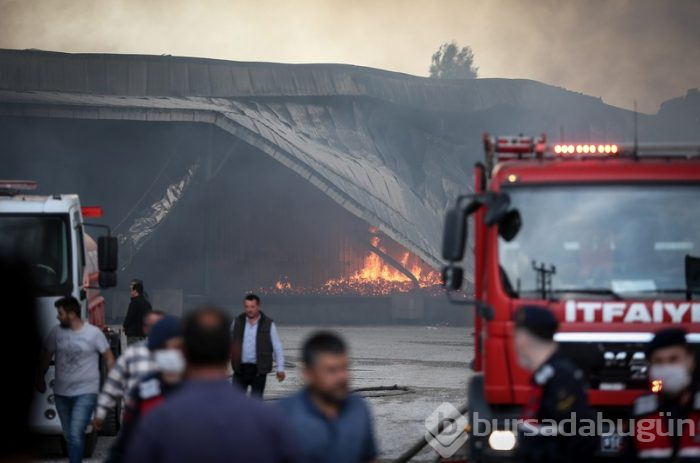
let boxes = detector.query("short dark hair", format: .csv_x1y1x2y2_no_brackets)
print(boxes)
54,296,81,317
244,293,260,305
131,281,144,295
302,331,347,367
183,307,231,366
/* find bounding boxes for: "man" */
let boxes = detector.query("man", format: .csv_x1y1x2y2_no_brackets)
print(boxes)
513,306,597,463
125,307,300,463
626,328,699,462
231,293,285,397
94,310,165,429
278,331,378,463
123,279,152,345
107,316,184,463
36,296,115,463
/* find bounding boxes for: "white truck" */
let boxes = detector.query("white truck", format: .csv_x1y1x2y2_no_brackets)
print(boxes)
0,180,120,456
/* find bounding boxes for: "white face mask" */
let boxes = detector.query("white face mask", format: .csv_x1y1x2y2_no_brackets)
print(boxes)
154,349,185,375
649,363,691,395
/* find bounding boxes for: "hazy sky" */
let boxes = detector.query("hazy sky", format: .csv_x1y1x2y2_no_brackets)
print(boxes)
1,0,698,113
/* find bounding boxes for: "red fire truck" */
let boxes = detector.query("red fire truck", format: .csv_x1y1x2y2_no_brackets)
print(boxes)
440,135,700,461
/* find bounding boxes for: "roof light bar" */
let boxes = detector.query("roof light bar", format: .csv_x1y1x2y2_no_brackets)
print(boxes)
553,144,619,156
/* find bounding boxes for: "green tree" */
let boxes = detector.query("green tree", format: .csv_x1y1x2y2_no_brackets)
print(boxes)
429,42,478,79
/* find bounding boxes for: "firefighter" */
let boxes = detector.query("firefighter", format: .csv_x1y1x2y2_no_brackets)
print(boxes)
626,328,699,462
513,305,597,463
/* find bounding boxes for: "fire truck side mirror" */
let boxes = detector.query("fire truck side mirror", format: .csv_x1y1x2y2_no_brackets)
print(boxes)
442,208,467,262
99,271,118,288
441,265,464,291
98,236,118,272
498,209,522,242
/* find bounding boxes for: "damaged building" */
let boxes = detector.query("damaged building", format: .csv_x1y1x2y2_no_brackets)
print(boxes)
1,49,698,323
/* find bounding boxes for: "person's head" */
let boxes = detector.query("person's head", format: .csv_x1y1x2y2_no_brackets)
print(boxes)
647,328,695,396
148,316,185,383
54,296,81,328
130,279,144,298
143,310,165,336
183,307,231,371
513,306,558,371
243,293,261,320
302,331,350,405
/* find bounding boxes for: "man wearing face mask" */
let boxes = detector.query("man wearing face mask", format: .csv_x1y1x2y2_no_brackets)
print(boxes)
106,316,184,463
626,328,699,462
513,306,597,463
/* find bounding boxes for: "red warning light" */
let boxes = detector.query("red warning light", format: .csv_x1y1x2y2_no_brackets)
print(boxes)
81,206,103,218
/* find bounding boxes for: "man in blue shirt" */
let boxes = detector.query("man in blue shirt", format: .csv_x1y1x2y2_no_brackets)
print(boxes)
231,293,286,397
278,331,378,463
125,307,300,463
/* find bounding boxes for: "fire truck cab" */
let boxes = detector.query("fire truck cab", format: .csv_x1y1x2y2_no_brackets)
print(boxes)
0,181,119,453
441,136,700,461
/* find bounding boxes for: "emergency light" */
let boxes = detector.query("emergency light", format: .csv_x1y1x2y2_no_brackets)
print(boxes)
81,206,104,218
553,144,619,155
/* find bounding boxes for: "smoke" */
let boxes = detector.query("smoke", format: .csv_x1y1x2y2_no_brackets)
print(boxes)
0,0,697,112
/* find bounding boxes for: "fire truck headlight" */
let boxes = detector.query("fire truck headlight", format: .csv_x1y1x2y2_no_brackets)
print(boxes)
488,430,516,451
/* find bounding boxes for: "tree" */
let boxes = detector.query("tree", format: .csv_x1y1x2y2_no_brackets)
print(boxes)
429,42,478,79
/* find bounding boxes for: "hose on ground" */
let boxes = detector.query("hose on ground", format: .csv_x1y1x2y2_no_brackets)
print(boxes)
392,403,469,463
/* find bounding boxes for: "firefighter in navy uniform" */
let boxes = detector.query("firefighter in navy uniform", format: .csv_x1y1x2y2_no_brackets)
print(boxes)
106,316,185,463
626,328,700,462
513,306,597,463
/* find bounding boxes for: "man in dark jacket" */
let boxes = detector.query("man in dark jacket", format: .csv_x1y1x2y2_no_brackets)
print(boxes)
626,328,700,462
123,279,152,345
514,305,597,463
230,293,286,397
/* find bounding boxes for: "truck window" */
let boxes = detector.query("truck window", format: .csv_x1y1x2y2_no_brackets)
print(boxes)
498,184,700,299
0,214,72,296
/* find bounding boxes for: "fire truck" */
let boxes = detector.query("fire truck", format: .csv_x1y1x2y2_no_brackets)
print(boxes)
440,136,700,461
0,180,120,456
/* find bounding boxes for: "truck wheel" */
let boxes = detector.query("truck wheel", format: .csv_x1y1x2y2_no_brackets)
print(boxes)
100,404,121,436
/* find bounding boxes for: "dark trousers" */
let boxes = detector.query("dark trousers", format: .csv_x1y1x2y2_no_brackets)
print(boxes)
233,363,267,397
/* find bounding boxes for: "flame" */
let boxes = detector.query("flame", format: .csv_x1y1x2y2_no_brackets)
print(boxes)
265,233,441,296
274,279,293,291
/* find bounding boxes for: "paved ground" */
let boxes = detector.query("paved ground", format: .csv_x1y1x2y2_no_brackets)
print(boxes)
34,325,473,462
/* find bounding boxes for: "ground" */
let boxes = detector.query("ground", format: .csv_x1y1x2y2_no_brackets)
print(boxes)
34,325,473,462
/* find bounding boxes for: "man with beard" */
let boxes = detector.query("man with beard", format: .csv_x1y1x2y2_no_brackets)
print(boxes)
278,331,378,463
36,296,115,463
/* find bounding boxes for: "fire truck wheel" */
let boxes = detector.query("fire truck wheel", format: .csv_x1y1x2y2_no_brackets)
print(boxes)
100,403,121,436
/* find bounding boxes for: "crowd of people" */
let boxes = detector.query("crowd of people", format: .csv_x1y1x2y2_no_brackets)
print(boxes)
2,262,697,463
37,278,377,463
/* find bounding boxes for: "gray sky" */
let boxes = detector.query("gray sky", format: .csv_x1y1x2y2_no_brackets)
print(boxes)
1,0,698,113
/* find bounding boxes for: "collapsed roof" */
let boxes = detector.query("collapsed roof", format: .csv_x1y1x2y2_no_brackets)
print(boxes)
0,49,697,275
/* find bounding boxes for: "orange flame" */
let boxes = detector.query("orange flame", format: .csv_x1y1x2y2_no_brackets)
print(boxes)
267,234,441,296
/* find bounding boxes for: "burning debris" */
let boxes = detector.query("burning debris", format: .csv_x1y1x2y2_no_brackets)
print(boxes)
264,232,442,296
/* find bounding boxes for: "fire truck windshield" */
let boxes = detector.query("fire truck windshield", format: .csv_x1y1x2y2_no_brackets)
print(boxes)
0,214,72,296
499,184,700,299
